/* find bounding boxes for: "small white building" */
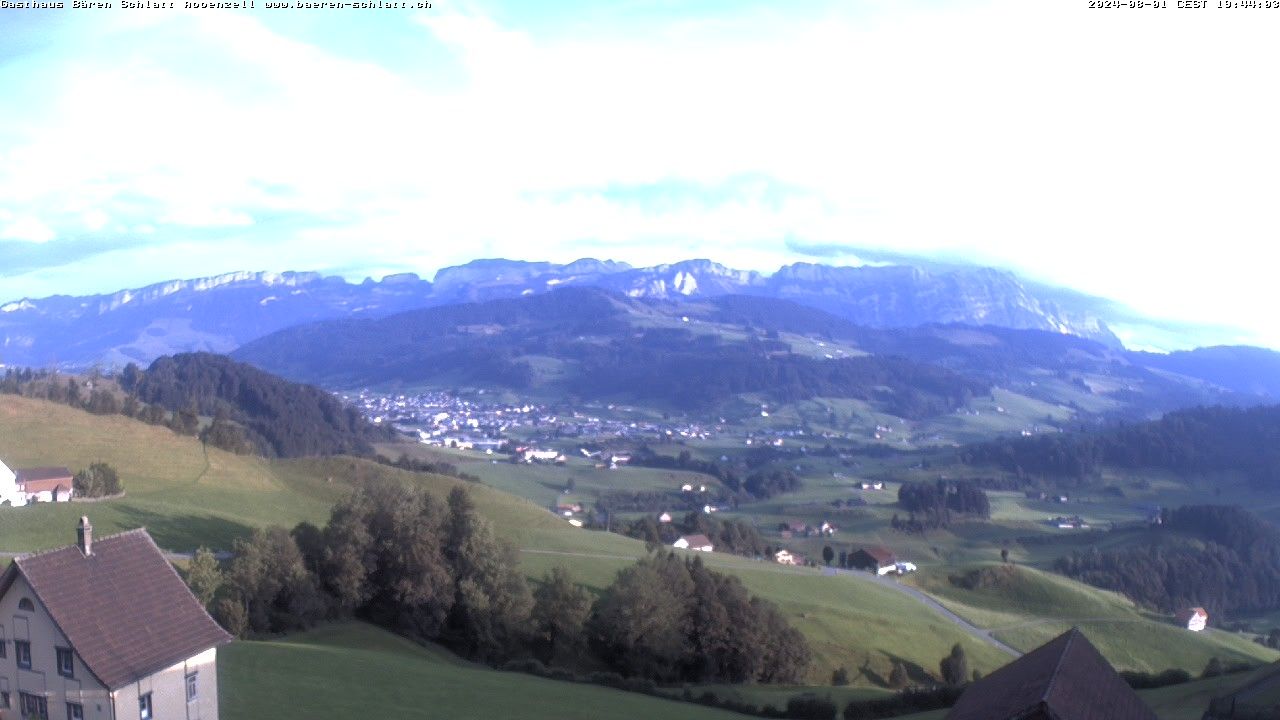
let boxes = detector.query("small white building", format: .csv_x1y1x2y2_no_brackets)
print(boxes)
657,512,673,524
673,534,714,552
774,549,799,566
0,460,74,507
1176,607,1208,632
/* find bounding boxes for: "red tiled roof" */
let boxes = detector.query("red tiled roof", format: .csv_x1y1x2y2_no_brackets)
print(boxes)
0,528,233,690
945,628,1159,720
680,534,714,548
1176,607,1209,622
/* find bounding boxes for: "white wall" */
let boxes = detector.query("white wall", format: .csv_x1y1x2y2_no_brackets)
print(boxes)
0,573,111,720
0,459,21,506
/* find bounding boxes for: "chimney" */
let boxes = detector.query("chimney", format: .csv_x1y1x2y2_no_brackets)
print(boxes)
77,516,92,556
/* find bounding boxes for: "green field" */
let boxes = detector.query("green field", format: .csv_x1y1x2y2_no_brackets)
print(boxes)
219,621,751,720
904,563,1278,674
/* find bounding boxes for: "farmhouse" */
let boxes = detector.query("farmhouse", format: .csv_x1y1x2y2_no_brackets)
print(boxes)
945,627,1158,720
657,512,672,523
849,546,897,575
0,460,74,506
673,534,714,552
1175,607,1209,632
0,518,232,720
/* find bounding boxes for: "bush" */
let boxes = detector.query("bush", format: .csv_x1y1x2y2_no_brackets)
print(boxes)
1121,668,1192,689
832,666,850,686
785,694,837,720
73,462,122,498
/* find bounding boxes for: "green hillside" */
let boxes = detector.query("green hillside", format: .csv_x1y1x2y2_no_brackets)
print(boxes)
907,563,1277,673
0,396,1008,684
220,621,750,720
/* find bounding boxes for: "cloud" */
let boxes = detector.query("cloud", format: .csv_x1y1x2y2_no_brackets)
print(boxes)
0,2,1278,350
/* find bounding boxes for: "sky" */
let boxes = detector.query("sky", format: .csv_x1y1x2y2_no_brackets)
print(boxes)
1,1,1278,350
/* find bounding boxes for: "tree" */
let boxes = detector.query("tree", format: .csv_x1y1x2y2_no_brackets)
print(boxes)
175,400,200,436
224,527,326,635
444,487,533,661
940,643,969,686
1202,657,1224,678
530,567,592,665
1001,548,1010,563
822,545,835,566
73,462,122,498
565,477,576,494
186,547,223,609
889,661,908,688
589,561,689,681
831,666,850,686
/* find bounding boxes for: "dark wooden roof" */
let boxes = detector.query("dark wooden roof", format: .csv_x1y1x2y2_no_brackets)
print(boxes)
680,534,714,548
0,528,233,690
855,546,896,564
945,628,1159,720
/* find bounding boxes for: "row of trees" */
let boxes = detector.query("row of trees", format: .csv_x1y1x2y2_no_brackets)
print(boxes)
189,480,811,685
960,405,1280,487
894,480,991,531
619,511,768,558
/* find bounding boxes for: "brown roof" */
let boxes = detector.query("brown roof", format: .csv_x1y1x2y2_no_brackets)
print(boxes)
857,546,896,565
1176,607,1209,622
15,466,72,481
680,534,714,548
945,628,1159,720
0,528,233,690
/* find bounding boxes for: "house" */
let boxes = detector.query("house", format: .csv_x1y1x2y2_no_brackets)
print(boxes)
0,461,74,506
858,481,884,491
774,549,804,566
849,546,897,575
0,518,232,720
945,627,1159,720
657,512,672,524
1175,607,1208,632
673,534,714,552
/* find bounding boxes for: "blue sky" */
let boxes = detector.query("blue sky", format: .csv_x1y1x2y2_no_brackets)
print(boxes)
1,1,1278,350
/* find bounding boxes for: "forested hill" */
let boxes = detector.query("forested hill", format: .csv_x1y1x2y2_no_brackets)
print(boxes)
959,404,1280,486
234,287,991,418
123,352,392,457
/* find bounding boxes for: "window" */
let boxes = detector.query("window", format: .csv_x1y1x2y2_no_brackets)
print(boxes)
20,692,48,719
65,703,83,720
17,598,35,612
1,690,9,709
186,671,199,702
138,693,152,720
55,647,74,678
15,640,31,669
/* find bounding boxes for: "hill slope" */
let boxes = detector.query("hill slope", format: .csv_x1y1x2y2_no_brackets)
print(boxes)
220,621,751,720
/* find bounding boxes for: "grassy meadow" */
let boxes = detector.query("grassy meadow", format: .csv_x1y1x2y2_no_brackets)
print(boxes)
219,621,751,720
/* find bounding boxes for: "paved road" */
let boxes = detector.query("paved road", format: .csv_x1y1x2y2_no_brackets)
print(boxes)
830,567,1022,658
521,548,1024,658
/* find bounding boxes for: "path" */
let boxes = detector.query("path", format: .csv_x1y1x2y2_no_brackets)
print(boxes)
831,567,1022,658
520,548,1023,658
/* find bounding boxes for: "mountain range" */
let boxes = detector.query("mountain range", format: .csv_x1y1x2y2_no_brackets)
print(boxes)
1,258,1127,369
230,287,1280,420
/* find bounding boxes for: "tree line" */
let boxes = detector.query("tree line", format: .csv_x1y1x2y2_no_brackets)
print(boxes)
960,405,1280,487
1054,505,1280,617
893,480,991,532
188,479,811,686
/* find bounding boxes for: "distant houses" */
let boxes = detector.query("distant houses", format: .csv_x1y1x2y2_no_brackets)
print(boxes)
0,459,75,506
945,627,1159,720
1051,515,1089,530
673,534,714,552
1176,607,1209,632
849,546,898,575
